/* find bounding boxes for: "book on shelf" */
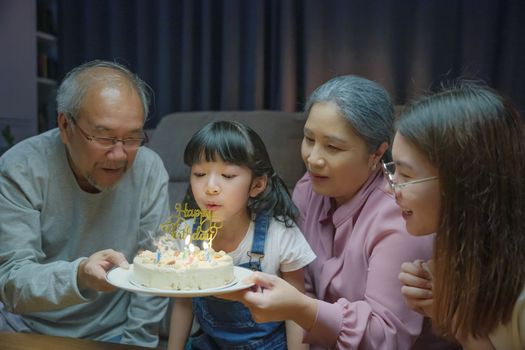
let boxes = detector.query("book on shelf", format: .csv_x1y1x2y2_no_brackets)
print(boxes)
37,54,57,80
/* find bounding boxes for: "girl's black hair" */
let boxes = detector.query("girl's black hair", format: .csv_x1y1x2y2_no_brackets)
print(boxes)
183,120,299,227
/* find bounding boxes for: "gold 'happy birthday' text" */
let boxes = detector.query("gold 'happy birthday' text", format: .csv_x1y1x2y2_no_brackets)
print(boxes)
160,203,223,241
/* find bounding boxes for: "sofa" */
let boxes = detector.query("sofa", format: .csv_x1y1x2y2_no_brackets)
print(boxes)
147,110,307,207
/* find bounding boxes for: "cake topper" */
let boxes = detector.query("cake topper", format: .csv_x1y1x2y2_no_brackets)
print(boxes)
160,203,223,243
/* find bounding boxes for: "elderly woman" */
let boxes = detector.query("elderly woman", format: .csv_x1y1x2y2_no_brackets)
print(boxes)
229,75,437,349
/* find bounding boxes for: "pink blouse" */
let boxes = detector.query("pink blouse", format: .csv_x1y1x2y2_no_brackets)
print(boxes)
293,171,434,349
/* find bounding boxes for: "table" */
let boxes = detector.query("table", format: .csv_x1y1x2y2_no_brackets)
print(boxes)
0,332,154,350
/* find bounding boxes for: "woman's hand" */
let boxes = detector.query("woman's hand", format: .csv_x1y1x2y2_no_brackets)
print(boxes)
220,271,317,330
398,259,434,317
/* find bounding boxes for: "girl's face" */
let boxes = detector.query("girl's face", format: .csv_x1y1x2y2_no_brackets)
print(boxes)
190,156,266,225
301,102,379,206
390,132,441,236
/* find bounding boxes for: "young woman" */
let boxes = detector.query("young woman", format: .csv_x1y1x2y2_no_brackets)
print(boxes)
393,82,525,349
168,120,315,350
227,75,440,349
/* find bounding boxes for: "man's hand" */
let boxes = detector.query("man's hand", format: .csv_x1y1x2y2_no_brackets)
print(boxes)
77,249,129,292
399,259,434,317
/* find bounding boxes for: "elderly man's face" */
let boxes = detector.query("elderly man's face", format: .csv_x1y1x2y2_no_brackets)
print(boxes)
59,84,145,193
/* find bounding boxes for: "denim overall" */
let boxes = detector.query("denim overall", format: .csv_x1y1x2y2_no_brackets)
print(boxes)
190,213,286,350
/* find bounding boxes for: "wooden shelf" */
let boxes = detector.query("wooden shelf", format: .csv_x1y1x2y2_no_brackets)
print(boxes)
37,76,58,86
37,31,57,44
37,0,59,133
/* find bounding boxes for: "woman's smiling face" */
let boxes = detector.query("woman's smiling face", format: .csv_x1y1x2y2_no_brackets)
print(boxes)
390,132,441,236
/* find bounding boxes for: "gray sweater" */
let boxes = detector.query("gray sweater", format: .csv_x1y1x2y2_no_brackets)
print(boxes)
0,129,170,347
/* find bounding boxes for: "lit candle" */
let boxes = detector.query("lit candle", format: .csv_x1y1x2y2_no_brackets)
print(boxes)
203,241,210,262
182,234,190,259
188,243,195,264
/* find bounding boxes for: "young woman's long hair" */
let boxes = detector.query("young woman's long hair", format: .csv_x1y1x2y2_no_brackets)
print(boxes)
397,82,525,338
183,120,299,227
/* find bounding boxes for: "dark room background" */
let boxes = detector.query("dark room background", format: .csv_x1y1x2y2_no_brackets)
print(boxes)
55,0,525,128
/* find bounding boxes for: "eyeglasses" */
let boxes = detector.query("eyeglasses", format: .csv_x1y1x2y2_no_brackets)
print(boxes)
382,161,438,194
68,115,148,150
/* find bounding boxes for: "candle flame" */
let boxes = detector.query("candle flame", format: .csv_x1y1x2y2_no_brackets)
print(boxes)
185,234,191,246
203,241,208,250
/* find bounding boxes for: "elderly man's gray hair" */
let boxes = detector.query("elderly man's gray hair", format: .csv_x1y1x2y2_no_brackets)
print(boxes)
56,60,151,122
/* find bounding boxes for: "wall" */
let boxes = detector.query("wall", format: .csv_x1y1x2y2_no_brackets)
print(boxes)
0,0,38,148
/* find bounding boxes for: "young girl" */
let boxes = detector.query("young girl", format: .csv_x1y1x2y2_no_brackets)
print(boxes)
168,120,316,350
390,82,525,349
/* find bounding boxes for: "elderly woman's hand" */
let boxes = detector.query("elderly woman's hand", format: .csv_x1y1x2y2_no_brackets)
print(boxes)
398,259,434,318
220,271,317,330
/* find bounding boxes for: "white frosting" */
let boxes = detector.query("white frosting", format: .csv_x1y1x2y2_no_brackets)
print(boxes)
132,247,234,290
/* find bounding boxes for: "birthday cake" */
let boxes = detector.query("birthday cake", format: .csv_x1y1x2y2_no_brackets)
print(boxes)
132,247,235,290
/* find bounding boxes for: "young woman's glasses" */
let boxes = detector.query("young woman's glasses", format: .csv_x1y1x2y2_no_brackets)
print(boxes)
69,115,148,150
382,161,438,194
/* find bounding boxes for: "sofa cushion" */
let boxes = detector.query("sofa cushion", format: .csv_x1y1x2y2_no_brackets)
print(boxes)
147,110,307,205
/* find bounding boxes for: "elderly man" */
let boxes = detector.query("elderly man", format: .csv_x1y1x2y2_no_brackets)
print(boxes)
0,60,169,347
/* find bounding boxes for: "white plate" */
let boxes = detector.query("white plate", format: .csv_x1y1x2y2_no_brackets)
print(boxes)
106,265,254,297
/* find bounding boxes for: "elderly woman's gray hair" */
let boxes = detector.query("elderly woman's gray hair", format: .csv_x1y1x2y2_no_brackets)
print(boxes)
56,60,151,122
305,75,394,158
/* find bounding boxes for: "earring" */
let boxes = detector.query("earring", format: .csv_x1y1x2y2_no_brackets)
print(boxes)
371,163,377,171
